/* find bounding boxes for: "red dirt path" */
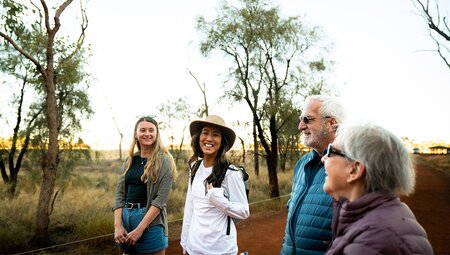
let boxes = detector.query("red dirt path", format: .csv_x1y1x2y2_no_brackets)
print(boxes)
166,161,450,255
400,162,450,255
166,209,287,255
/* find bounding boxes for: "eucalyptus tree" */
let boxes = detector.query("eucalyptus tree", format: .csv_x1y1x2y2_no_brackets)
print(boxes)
414,0,450,69
0,77,43,197
0,44,40,195
0,0,91,244
196,0,331,197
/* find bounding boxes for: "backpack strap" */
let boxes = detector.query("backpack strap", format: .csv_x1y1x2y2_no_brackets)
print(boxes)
226,215,231,235
190,160,202,185
239,166,249,181
224,165,249,235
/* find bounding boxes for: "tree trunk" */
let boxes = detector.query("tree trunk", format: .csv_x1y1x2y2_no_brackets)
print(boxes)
34,161,57,245
34,35,60,243
118,135,123,161
34,82,59,244
7,170,18,197
176,125,186,165
266,152,279,198
239,137,246,164
254,114,280,198
0,159,18,198
0,159,8,183
280,149,287,172
267,117,280,198
253,120,259,176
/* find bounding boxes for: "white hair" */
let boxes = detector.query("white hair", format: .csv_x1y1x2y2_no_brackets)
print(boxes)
335,123,415,196
305,95,345,124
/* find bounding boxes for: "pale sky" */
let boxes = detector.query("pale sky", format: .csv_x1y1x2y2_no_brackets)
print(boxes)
16,0,450,150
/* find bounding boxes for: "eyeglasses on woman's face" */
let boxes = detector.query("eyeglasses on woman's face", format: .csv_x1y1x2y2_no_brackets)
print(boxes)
326,143,353,160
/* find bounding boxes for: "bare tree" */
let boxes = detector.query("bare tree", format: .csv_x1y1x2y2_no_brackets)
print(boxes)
413,0,450,69
188,69,209,117
106,97,124,160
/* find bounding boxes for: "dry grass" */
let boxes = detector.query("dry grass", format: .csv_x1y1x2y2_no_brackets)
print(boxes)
0,150,295,254
0,184,38,251
413,154,450,176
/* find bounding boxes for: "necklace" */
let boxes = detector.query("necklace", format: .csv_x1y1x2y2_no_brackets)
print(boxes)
140,156,147,165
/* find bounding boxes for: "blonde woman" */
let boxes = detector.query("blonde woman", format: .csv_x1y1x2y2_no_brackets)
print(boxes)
113,116,177,255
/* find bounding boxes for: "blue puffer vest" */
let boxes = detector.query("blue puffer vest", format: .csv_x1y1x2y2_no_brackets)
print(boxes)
280,151,333,255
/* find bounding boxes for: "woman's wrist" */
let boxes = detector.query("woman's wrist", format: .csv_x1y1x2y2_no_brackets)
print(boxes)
136,225,147,233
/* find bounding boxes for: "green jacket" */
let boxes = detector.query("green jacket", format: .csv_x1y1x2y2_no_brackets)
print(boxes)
113,152,174,236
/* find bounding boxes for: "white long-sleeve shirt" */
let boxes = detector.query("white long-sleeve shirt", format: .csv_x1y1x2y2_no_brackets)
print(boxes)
180,161,250,255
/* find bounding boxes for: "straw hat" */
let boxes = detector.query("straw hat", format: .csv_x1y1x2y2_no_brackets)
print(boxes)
189,115,236,150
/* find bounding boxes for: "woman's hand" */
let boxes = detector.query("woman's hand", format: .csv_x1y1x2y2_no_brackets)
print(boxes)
114,225,128,244
125,227,144,246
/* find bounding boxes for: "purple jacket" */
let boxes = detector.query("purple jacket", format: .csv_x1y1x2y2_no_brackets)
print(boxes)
326,193,433,255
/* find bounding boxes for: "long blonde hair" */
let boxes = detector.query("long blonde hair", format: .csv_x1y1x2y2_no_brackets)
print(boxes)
124,116,177,183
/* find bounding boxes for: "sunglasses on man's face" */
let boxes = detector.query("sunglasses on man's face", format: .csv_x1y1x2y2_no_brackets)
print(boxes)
326,143,352,160
298,116,331,125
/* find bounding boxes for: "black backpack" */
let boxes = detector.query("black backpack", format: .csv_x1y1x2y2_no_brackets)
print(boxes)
190,160,250,201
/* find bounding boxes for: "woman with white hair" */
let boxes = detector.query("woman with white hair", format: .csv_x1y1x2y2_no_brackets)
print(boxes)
322,123,433,254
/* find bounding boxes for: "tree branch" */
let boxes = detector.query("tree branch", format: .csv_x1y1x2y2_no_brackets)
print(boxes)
58,1,88,64
39,0,51,32
415,0,450,41
55,0,74,19
414,0,450,69
0,32,43,73
435,36,450,68
187,69,209,116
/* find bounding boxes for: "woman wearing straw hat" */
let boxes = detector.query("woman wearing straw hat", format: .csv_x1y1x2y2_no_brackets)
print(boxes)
180,115,250,255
